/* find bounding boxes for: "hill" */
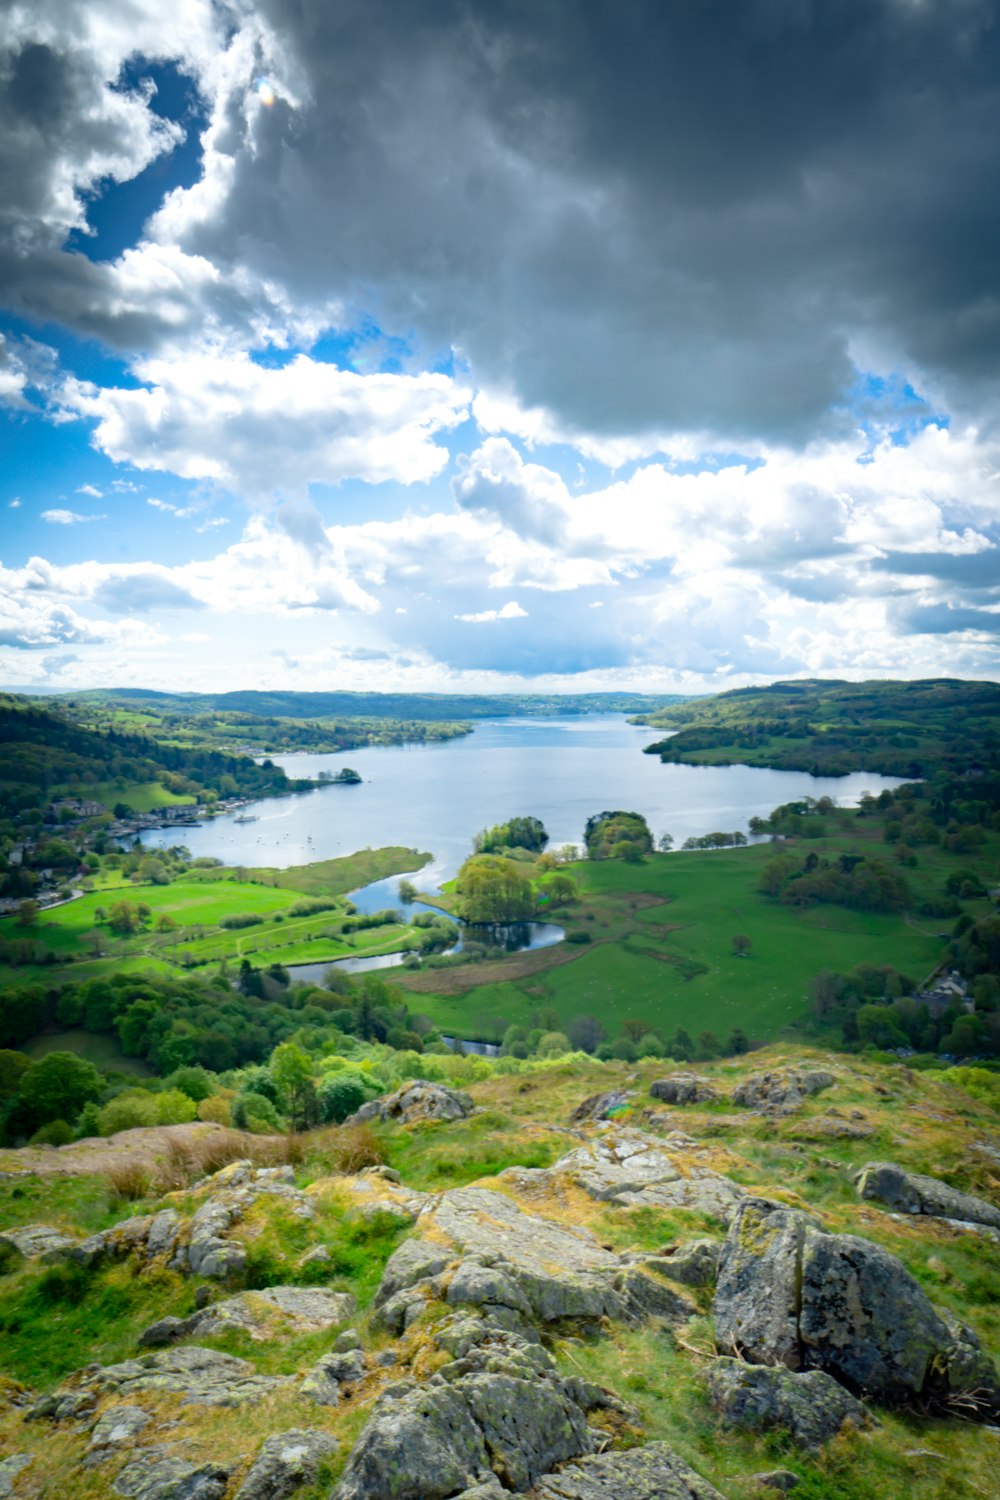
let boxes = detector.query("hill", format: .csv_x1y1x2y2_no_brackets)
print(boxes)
634,678,1000,778
0,1044,997,1498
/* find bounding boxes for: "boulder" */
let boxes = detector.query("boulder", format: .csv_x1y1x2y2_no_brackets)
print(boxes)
629,1238,720,1287
347,1081,474,1126
73,1345,285,1409
0,1224,79,1263
300,1348,366,1405
650,1075,718,1106
87,1404,151,1454
233,1429,338,1500
332,1370,595,1500
113,1447,230,1500
753,1474,801,1492
731,1070,834,1114
569,1089,636,1124
140,1286,356,1346
714,1197,1000,1417
853,1161,1000,1230
706,1358,869,1447
526,1442,727,1499
523,1129,742,1221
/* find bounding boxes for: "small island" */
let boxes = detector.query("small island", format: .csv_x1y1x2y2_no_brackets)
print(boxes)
317,767,363,785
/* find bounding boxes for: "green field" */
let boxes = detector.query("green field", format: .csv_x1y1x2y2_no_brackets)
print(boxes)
22,1027,152,1077
406,843,947,1042
70,780,196,812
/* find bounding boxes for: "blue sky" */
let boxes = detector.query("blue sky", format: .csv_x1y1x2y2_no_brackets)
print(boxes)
2,2,999,693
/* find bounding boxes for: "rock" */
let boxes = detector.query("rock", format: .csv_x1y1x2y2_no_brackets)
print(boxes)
650,1074,718,1106
569,1089,636,1124
731,1070,835,1115
854,1161,1000,1230
299,1244,331,1267
529,1129,743,1221
332,1367,595,1500
375,1239,454,1307
140,1286,356,1346
753,1473,801,1492
631,1238,720,1287
234,1429,338,1500
113,1447,230,1499
446,1261,533,1316
706,1358,869,1447
0,1455,31,1498
611,1266,696,1324
526,1442,727,1499
347,1081,474,1126
88,1404,151,1452
0,1224,79,1263
81,1345,285,1408
714,1197,1000,1417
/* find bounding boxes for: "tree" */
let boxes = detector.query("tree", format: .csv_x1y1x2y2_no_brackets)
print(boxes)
727,1027,750,1055
270,1042,316,1131
584,811,653,861
19,1052,102,1130
731,934,752,958
567,1014,605,1053
657,833,674,852
456,855,535,924
16,900,39,928
317,1072,368,1123
475,816,548,855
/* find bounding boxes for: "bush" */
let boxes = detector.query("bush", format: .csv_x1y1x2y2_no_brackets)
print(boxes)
219,912,264,929
97,1092,157,1135
566,930,592,944
30,1119,73,1147
198,1095,232,1126
165,1065,216,1102
317,1073,369,1124
232,1091,282,1131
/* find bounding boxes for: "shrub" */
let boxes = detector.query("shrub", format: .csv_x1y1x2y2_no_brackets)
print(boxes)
326,1122,384,1173
565,930,592,944
232,1091,282,1131
105,1160,151,1201
165,1065,216,1102
317,1073,369,1124
30,1119,73,1147
198,1095,232,1126
97,1091,158,1135
219,912,264,930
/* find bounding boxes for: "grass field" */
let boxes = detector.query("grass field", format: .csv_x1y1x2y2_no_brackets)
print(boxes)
401,841,948,1042
68,780,196,811
187,847,432,896
22,1027,152,1076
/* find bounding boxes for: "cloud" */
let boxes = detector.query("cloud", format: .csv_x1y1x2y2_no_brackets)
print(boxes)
8,498,22,509
454,600,528,623
93,572,205,614
41,508,107,524
76,483,102,497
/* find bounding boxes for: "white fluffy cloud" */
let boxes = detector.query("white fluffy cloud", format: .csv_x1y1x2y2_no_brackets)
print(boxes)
63,353,470,497
455,600,527,624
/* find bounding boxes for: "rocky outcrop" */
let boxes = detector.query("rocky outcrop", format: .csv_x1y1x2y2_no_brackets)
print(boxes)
333,1315,621,1500
527,1129,743,1221
650,1074,718,1106
347,1081,474,1126
730,1070,835,1114
853,1161,1000,1230
525,1442,727,1499
87,1404,151,1461
233,1429,338,1500
714,1197,1000,1417
140,1286,356,1346
0,1455,32,1498
34,1346,285,1415
0,1224,80,1263
706,1358,869,1447
113,1447,230,1499
624,1237,720,1287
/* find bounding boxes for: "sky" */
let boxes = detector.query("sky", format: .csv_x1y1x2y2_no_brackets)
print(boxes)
1,0,1000,697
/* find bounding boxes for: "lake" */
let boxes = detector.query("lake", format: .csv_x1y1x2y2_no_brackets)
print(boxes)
143,715,907,894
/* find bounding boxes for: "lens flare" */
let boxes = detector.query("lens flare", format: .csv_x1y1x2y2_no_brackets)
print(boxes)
256,77,276,106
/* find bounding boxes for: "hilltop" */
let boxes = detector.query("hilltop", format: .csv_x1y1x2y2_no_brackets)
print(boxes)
0,1043,997,1499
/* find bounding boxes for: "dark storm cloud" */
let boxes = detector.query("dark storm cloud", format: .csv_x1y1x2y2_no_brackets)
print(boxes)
3,2,1000,446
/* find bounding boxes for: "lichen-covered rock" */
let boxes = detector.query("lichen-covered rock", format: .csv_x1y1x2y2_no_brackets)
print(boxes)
714,1197,1000,1417
87,1404,151,1453
753,1473,801,1492
628,1239,720,1287
347,1081,474,1126
0,1224,79,1263
730,1070,834,1114
333,1366,596,1500
854,1161,1000,1230
650,1074,718,1106
73,1345,285,1409
140,1286,356,1346
706,1358,869,1447
611,1266,696,1324
375,1239,454,1306
446,1260,533,1316
300,1347,367,1404
527,1129,742,1221
113,1447,230,1499
0,1454,32,1497
233,1429,338,1500
526,1441,727,1499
